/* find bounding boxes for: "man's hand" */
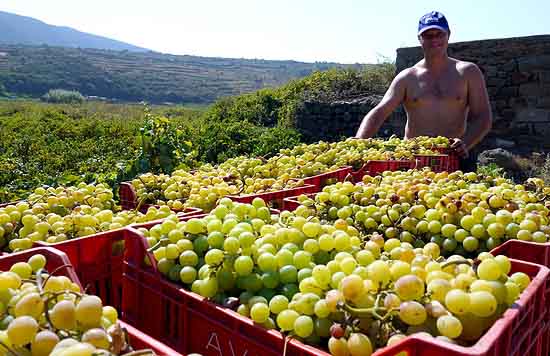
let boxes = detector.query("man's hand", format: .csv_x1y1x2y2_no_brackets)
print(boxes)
451,138,468,158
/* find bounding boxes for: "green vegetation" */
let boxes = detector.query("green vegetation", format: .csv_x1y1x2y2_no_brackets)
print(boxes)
0,64,396,203
41,89,85,104
203,63,395,128
0,44,365,104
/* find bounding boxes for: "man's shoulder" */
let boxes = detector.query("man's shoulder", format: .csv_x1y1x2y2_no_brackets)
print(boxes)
451,58,482,75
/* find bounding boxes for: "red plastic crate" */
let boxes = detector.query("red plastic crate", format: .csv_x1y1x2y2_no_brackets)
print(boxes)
490,240,550,270
120,182,198,214
351,159,414,182
414,154,460,173
32,209,205,312
119,182,138,210
227,184,318,210
0,247,81,289
302,166,353,190
122,227,331,356
282,193,316,211
34,229,126,311
122,226,550,356
121,320,183,356
374,258,550,356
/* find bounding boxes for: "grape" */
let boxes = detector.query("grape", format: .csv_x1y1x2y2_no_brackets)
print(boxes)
510,272,530,291
14,292,43,319
205,249,225,266
81,328,110,349
468,291,497,317
427,279,451,303
399,301,427,326
312,265,331,286
27,254,47,272
276,309,299,331
437,315,462,338
367,261,390,287
31,330,59,356
394,275,424,301
180,266,197,284
234,256,254,276
445,289,470,315
347,333,373,356
340,275,364,300
250,303,270,323
7,316,38,346
294,315,314,338
314,299,330,318
269,295,289,314
328,337,349,356
477,259,502,281
102,306,118,324
75,295,103,328
10,262,32,279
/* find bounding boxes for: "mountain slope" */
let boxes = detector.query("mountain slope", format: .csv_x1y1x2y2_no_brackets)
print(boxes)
0,45,366,103
0,11,148,52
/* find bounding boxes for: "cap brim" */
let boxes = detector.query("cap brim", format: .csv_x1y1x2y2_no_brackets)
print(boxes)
418,25,449,36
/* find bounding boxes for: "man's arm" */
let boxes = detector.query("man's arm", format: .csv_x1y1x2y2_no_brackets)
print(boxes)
355,70,408,138
462,63,493,151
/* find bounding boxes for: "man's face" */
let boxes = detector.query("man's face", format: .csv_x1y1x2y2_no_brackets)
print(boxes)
418,29,449,54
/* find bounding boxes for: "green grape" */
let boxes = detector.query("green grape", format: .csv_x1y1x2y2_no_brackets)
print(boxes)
477,259,501,281
468,291,497,317
180,266,197,284
258,253,277,272
427,279,451,303
14,292,43,319
205,249,225,266
314,299,330,318
276,309,299,331
9,262,32,279
347,333,373,356
394,275,425,301
293,315,314,338
399,301,427,326
31,330,59,356
179,250,199,267
269,295,289,314
27,254,47,272
437,315,463,339
445,289,470,315
7,316,38,346
250,303,270,323
75,295,103,328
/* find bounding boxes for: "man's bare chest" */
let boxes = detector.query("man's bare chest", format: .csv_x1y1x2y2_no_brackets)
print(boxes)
405,75,468,107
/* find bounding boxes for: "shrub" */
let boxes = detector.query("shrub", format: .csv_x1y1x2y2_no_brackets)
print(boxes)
41,89,85,104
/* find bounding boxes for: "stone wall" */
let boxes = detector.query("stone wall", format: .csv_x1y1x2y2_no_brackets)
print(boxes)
295,95,382,142
395,35,550,154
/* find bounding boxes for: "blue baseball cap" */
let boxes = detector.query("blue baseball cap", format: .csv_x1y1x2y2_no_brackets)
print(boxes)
418,11,450,36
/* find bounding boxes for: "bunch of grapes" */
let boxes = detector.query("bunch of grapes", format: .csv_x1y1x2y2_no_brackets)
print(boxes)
131,136,451,212
0,254,156,355
1,201,175,253
290,169,550,257
136,198,531,356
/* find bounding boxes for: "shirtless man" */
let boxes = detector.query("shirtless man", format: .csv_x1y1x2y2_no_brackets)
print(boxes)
355,11,492,168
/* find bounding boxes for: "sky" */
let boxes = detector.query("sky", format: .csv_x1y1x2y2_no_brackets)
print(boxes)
2,0,549,64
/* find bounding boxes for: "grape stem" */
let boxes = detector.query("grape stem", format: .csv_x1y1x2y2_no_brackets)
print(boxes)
440,259,472,269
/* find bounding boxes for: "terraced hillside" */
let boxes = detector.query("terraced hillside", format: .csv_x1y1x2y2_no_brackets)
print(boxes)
0,45,365,104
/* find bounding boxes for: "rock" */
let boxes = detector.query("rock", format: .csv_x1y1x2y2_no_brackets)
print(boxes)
477,148,520,171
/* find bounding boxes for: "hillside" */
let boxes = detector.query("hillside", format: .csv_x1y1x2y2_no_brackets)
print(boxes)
0,45,365,103
0,11,148,52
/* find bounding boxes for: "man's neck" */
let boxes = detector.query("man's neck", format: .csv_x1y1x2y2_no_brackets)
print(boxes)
423,53,449,72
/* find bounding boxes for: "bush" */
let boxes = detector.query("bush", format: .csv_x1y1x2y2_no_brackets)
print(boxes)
41,89,85,104
203,63,395,129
